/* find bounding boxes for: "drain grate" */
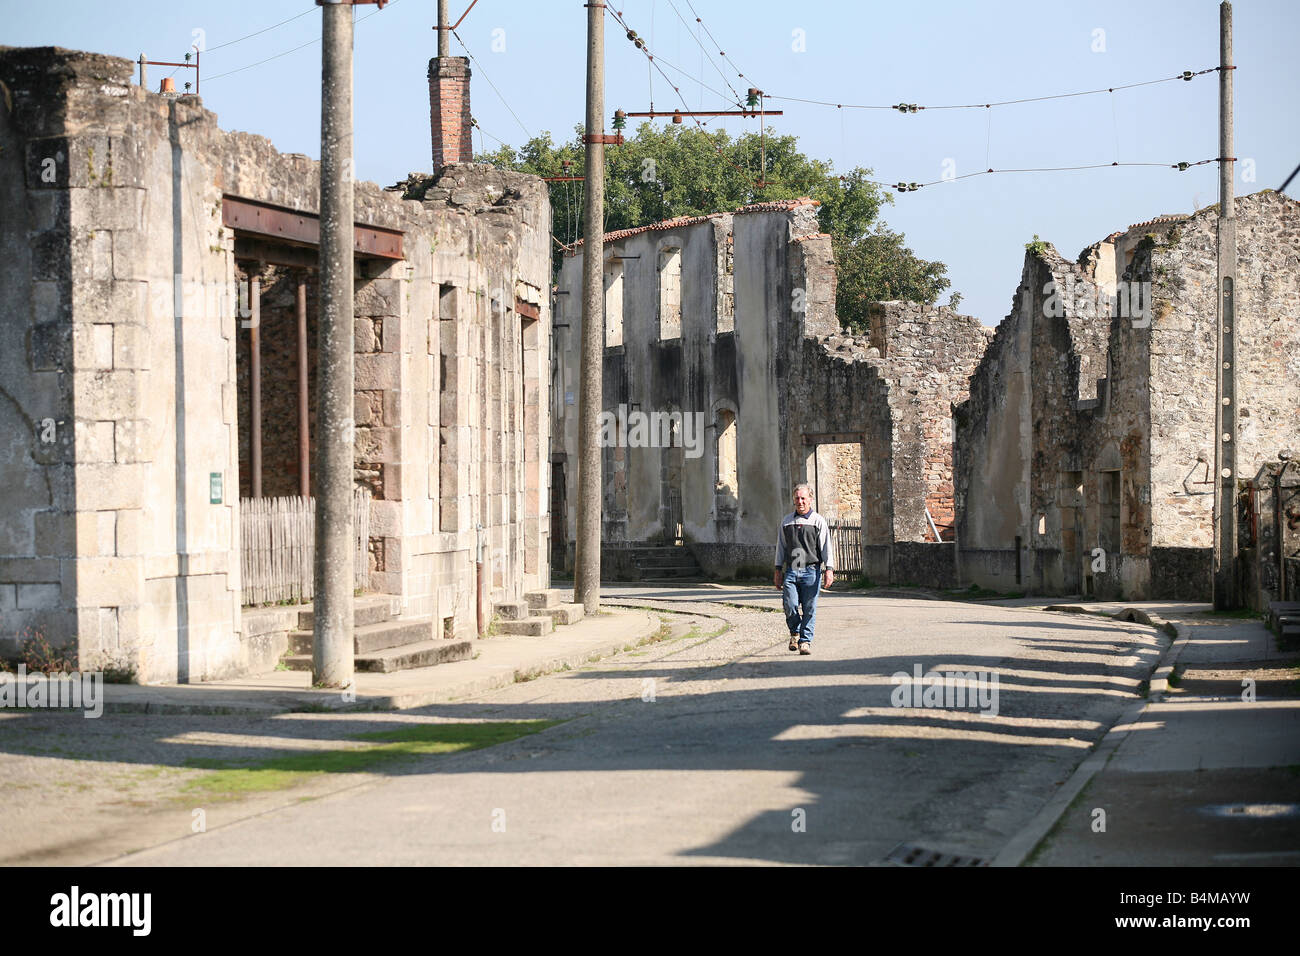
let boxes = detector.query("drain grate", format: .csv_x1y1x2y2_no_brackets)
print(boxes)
885,843,989,867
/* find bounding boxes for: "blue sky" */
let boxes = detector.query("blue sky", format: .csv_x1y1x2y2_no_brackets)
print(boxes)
5,0,1297,324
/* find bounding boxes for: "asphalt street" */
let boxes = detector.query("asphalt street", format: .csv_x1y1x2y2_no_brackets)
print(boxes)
100,586,1168,866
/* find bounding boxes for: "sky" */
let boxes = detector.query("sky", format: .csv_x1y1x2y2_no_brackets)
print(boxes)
4,0,1298,325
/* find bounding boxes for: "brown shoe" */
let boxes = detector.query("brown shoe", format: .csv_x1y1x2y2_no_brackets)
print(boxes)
799,642,812,655
788,635,800,652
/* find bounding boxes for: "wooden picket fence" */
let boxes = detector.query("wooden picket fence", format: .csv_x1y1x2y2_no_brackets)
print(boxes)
829,523,864,576
240,488,371,606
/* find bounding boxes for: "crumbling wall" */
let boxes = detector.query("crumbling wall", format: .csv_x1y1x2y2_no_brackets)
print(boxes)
867,301,990,543
955,191,1299,600
0,46,550,679
1146,193,1300,589
955,264,1035,592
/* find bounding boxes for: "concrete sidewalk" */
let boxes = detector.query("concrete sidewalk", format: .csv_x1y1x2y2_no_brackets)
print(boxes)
88,603,684,716
986,599,1300,866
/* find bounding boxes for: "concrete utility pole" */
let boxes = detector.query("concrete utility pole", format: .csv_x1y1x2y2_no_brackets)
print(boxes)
438,0,450,57
1213,0,1238,609
314,0,357,687
574,1,606,613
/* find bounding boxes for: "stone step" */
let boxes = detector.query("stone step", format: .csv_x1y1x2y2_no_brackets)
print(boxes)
297,595,398,631
492,600,532,621
525,589,565,610
624,546,690,557
497,616,553,636
288,618,433,655
632,555,703,569
282,639,472,674
540,603,584,626
635,565,701,577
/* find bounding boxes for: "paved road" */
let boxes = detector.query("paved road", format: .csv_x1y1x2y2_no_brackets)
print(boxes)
106,586,1166,866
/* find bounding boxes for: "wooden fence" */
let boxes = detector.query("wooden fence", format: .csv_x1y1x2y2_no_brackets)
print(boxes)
240,489,371,606
829,523,864,576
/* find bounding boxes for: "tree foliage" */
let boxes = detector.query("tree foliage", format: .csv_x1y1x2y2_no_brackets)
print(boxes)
477,123,949,331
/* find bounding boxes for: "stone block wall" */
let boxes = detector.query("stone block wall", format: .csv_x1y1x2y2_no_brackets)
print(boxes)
955,191,1300,600
552,199,992,585
0,46,550,677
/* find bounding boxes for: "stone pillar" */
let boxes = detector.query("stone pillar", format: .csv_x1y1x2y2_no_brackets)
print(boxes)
428,57,473,171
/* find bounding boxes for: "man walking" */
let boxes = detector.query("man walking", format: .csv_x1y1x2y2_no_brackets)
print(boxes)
774,483,834,655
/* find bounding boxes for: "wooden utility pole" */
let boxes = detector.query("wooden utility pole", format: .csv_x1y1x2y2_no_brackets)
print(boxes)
1213,1,1238,608
574,1,606,613
314,0,357,688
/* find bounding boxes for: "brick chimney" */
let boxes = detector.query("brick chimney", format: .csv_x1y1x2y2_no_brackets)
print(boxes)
429,56,472,170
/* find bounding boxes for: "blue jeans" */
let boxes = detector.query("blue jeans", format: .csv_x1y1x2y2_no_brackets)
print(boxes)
782,565,821,643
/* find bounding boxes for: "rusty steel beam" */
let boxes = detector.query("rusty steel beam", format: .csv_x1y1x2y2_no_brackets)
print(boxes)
222,196,404,260
515,298,540,320
249,272,263,499
297,273,311,498
233,238,318,270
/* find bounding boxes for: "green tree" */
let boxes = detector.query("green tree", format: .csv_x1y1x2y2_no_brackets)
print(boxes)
477,123,949,331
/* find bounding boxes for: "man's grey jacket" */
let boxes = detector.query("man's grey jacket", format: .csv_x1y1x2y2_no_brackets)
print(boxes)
775,510,834,571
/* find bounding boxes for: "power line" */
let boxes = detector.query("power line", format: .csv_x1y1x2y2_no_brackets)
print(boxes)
682,0,751,87
609,5,768,192
871,158,1222,193
205,36,320,81
1278,161,1300,194
663,0,743,105
451,27,532,140
204,8,315,54
765,67,1222,112
205,1,396,83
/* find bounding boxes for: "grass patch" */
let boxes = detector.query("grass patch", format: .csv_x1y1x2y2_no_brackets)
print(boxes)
1198,608,1263,620
182,720,563,797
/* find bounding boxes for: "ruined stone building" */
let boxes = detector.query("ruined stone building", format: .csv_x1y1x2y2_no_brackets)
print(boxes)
551,199,991,584
553,190,1299,602
0,46,555,682
956,190,1300,600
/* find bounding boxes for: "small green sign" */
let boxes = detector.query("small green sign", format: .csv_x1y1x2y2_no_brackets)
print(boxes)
210,472,223,504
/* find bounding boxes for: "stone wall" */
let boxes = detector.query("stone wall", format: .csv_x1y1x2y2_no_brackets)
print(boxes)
0,46,550,679
955,191,1300,600
552,200,992,585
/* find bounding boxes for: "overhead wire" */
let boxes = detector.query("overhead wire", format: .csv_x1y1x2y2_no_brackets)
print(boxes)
682,0,751,86
451,27,532,140
204,8,316,54
205,0,397,83
609,5,768,192
764,67,1222,111
664,0,744,105
615,7,1226,194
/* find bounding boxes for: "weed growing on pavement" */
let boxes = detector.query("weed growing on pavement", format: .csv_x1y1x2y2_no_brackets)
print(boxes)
183,720,565,797
0,629,77,674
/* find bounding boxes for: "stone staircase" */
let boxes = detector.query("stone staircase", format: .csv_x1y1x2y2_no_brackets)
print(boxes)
490,589,585,636
627,544,703,582
281,595,471,673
